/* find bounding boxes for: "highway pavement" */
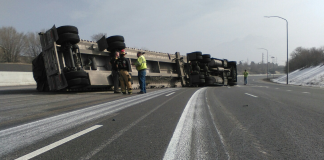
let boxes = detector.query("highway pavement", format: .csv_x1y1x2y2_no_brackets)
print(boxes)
1,75,324,159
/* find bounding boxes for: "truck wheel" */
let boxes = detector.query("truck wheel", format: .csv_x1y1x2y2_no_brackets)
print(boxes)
106,35,124,45
57,33,80,45
57,26,78,35
67,78,90,88
196,55,203,61
192,51,202,56
107,41,126,51
191,71,199,75
202,58,211,63
202,54,211,58
64,70,88,81
205,76,215,85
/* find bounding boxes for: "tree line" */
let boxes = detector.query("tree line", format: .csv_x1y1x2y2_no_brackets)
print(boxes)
237,61,283,75
285,46,324,73
0,26,43,63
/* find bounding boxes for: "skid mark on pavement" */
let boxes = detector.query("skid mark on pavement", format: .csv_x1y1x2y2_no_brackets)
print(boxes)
80,89,186,160
210,91,271,159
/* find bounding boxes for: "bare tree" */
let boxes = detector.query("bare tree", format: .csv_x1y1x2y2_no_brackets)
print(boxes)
24,31,42,62
91,33,107,42
0,26,25,62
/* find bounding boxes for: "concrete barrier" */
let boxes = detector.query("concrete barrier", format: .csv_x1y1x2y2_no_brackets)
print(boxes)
0,72,36,86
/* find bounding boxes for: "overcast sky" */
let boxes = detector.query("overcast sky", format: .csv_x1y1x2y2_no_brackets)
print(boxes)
1,0,324,65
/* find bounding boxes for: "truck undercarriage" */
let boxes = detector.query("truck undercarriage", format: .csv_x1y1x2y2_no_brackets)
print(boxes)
32,25,237,91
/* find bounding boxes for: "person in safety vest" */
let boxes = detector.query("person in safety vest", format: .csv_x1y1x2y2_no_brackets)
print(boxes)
117,49,132,94
109,51,120,93
134,51,147,94
243,70,249,85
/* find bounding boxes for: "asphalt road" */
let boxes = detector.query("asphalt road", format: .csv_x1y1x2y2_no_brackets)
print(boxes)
1,75,324,160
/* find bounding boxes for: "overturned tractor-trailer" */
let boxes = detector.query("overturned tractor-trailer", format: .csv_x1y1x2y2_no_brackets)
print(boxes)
32,25,237,91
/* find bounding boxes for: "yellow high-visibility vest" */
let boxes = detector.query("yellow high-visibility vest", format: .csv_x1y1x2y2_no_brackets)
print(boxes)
135,55,147,71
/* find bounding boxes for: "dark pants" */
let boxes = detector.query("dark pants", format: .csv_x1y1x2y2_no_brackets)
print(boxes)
244,77,247,85
138,69,146,93
112,70,119,91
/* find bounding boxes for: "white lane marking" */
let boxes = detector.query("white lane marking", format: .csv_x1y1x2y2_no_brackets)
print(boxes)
245,93,258,98
163,88,206,160
302,92,310,94
0,88,179,157
287,90,292,91
16,125,102,160
165,92,175,96
81,90,186,160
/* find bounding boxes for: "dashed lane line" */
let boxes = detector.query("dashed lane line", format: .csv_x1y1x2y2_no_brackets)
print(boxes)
245,93,258,98
165,92,175,96
80,89,187,160
0,88,179,158
15,125,102,160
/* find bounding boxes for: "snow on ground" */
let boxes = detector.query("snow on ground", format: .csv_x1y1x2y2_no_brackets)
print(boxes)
272,64,324,88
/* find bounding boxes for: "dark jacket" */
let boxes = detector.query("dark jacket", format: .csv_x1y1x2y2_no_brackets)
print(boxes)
110,58,118,71
117,57,130,72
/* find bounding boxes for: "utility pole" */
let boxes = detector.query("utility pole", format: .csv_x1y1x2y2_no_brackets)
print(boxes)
262,53,264,64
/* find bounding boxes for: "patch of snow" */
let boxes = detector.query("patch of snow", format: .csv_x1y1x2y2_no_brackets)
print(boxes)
272,64,324,88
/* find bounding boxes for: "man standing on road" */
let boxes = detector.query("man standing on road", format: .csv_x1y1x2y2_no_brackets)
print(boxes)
135,51,147,94
244,70,249,85
110,51,120,93
117,49,132,95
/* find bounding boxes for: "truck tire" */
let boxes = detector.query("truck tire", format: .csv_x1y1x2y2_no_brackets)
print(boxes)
202,54,210,58
106,35,124,45
107,42,126,51
67,78,90,88
205,76,215,85
57,33,80,45
57,26,78,35
192,51,202,56
199,79,205,84
191,71,199,75
196,55,203,60
202,58,211,63
64,70,88,81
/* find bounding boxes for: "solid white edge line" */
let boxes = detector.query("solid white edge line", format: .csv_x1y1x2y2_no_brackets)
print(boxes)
245,93,258,98
165,92,175,96
163,88,205,160
15,125,102,160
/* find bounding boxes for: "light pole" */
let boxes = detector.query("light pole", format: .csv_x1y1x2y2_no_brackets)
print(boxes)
258,48,268,79
271,56,275,78
264,16,288,85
